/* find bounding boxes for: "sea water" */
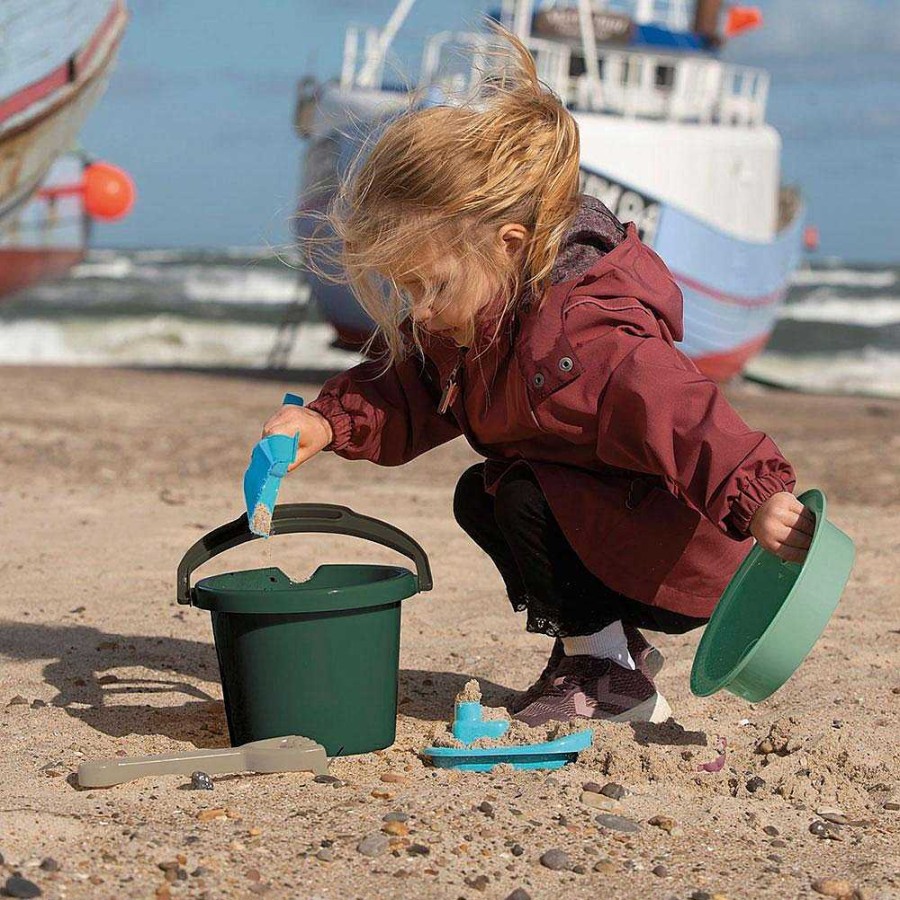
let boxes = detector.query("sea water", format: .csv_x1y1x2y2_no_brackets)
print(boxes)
1,247,897,397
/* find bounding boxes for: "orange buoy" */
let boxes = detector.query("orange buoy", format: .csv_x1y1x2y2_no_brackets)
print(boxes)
725,6,763,38
803,225,820,252
83,162,135,220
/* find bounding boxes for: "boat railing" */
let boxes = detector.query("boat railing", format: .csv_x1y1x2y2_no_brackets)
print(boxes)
417,30,769,126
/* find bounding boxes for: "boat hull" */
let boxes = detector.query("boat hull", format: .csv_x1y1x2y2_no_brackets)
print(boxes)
0,0,126,301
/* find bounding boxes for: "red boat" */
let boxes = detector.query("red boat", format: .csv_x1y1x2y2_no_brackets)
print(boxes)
0,0,133,301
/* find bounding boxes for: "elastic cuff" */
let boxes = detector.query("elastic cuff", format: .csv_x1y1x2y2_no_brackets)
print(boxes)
306,397,353,452
729,472,796,537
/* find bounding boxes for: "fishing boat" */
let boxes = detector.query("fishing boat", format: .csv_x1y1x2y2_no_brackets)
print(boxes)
292,0,806,381
0,0,132,301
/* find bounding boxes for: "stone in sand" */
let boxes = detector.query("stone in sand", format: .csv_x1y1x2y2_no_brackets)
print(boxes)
38,859,60,872
356,833,390,857
811,877,856,897
746,776,766,793
505,890,531,900
2,877,42,898
595,813,640,833
539,849,571,871
600,782,627,800
190,771,214,791
581,791,620,811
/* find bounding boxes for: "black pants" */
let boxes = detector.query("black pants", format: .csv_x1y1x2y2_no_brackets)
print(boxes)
453,463,708,638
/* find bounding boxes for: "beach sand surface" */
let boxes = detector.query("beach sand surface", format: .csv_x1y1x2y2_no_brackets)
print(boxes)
0,365,898,899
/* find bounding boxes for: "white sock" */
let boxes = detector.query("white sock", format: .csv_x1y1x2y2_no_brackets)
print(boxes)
561,620,636,670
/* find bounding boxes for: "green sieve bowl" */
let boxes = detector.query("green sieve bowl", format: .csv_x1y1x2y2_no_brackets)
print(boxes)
690,488,855,702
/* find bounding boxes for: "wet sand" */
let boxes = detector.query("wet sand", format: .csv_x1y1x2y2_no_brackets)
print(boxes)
0,365,898,899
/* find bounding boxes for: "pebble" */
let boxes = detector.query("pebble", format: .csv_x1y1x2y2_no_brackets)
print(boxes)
2,877,42,898
196,808,227,822
652,865,669,877
595,813,640,833
313,774,340,785
511,844,525,857
505,890,531,900
315,848,334,863
38,858,60,873
809,820,843,841
6,696,27,707
190,772,214,791
478,801,495,816
770,839,787,848
811,877,856,897
648,815,679,834
582,782,603,794
600,782,627,800
380,772,406,784
580,791,620,811
464,875,490,892
539,849,571,871
381,821,408,837
356,833,390,857
884,801,900,811
816,807,849,826
746,776,767,793
593,859,616,874
407,844,430,856
762,825,779,836
29,700,46,709
382,812,409,823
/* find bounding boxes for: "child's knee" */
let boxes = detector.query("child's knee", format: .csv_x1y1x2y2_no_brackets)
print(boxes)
453,463,488,530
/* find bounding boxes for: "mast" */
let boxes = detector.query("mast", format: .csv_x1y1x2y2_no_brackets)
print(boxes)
357,0,418,87
512,0,534,43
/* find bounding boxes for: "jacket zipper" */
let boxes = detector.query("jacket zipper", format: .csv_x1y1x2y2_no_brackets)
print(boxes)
438,346,468,415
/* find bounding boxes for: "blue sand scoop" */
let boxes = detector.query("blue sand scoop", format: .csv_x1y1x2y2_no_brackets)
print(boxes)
422,701,592,772
243,393,303,537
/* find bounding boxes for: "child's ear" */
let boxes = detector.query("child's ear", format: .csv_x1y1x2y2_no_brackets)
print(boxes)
497,223,529,258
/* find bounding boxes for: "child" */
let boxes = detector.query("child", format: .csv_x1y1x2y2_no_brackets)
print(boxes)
263,26,813,726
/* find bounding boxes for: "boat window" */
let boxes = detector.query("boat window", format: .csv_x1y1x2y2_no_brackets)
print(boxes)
568,55,605,79
654,64,675,89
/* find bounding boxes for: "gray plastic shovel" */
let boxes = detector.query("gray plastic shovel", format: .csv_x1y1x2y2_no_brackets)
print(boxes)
77,735,329,788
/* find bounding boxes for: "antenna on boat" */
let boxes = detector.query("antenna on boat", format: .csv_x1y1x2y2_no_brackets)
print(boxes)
357,0,418,87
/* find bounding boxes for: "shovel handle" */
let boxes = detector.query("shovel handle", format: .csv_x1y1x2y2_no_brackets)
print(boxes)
177,502,433,605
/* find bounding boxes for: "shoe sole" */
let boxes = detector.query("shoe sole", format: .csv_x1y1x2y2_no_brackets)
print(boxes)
606,691,672,724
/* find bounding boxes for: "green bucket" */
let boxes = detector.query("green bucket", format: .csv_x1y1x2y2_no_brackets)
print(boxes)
691,488,855,702
177,503,432,756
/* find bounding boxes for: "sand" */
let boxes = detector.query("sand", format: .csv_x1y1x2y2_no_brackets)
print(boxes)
0,365,898,899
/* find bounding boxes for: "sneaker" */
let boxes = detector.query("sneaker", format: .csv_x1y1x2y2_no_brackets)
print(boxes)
514,654,672,726
623,623,665,679
507,639,564,714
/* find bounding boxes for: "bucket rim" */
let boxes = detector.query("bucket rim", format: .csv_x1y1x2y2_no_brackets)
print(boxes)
193,563,419,615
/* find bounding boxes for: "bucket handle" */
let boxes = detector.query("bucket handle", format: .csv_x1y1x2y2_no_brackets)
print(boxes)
176,502,433,605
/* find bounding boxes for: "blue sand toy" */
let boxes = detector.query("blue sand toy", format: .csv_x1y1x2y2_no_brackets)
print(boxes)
422,700,593,772
243,393,303,537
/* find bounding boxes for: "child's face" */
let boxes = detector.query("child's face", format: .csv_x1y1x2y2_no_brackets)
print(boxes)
397,223,528,345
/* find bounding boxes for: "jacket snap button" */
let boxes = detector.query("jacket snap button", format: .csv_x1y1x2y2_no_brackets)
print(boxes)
558,356,573,372
533,373,545,388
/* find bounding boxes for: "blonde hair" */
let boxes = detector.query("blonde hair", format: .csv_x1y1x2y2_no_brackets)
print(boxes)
305,21,582,363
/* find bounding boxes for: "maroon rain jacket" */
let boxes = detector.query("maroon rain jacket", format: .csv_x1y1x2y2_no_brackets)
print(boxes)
307,196,796,619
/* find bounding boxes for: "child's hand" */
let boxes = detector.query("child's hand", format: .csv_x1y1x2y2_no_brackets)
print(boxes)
262,405,334,472
749,491,815,563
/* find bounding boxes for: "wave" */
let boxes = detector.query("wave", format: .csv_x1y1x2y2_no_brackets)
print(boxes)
790,268,897,288
0,316,359,369
778,295,900,327
744,347,900,398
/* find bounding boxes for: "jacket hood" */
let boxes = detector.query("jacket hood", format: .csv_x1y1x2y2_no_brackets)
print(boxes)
550,194,684,343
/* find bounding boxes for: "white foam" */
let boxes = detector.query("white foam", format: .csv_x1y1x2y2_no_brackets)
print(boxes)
0,316,359,369
779,294,900,327
745,348,900,398
790,268,897,288
71,258,135,279
182,267,305,305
